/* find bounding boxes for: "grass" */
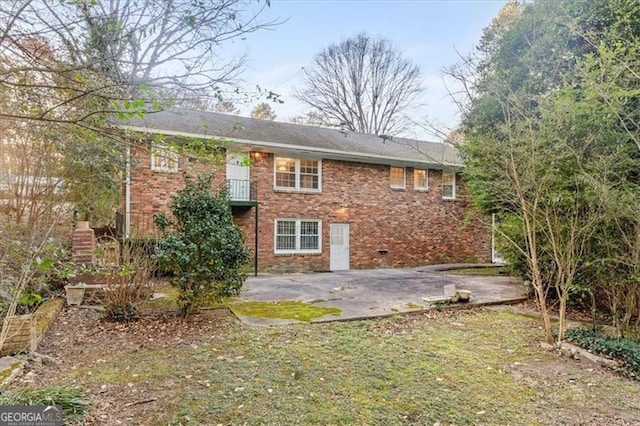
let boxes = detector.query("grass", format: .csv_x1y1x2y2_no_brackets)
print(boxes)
445,266,508,276
230,300,342,322
0,386,89,421
140,282,181,312
141,282,238,313
51,309,640,425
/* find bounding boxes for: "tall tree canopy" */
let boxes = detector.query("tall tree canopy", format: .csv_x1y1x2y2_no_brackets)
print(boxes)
457,0,640,342
295,32,423,136
250,102,276,120
213,101,241,115
0,0,276,132
0,0,277,226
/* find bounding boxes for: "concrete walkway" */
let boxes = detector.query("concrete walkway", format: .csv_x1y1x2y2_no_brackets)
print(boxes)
235,264,527,326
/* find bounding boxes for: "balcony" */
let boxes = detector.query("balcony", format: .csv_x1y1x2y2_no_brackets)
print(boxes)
227,179,258,207
115,211,160,240
116,180,257,239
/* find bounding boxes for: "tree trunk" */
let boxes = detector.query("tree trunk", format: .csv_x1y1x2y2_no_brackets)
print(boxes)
532,269,554,344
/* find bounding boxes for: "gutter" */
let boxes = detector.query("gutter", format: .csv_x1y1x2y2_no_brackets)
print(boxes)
118,125,463,169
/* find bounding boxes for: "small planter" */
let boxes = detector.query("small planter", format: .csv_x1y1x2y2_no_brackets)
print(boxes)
443,284,457,297
456,289,471,303
64,284,86,306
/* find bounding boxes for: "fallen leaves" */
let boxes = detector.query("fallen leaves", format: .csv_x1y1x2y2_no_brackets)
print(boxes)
17,306,238,425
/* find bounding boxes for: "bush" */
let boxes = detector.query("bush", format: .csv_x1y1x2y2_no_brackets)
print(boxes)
153,174,249,315
0,386,89,421
566,328,640,380
0,228,74,317
101,242,154,322
32,238,76,293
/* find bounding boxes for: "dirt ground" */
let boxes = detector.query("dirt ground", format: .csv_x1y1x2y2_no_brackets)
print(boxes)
20,307,234,424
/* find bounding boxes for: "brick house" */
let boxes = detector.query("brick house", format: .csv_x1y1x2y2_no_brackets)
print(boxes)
120,108,491,273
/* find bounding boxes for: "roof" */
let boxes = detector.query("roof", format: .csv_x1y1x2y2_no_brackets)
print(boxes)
121,108,462,169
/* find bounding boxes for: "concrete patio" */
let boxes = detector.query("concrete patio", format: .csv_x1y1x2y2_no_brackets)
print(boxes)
235,264,528,326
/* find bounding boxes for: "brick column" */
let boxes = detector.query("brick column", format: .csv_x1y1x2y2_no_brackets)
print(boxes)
72,221,96,266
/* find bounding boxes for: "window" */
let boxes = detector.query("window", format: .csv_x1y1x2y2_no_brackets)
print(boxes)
275,220,296,251
275,219,321,253
275,157,296,188
442,171,456,199
414,169,428,190
151,143,178,172
274,157,321,191
390,166,405,188
299,159,319,190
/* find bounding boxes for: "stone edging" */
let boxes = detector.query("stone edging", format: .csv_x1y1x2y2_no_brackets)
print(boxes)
0,298,64,387
0,298,64,357
556,342,619,369
0,356,25,388
490,305,621,372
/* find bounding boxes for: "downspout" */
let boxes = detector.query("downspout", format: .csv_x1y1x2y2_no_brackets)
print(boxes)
125,144,131,239
491,213,496,263
254,204,258,276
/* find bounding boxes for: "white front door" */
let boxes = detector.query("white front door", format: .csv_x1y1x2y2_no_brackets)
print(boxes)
330,223,350,271
226,153,250,200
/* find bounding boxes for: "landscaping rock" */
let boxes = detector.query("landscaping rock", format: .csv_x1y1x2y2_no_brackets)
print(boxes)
0,355,25,388
540,342,556,351
559,342,619,369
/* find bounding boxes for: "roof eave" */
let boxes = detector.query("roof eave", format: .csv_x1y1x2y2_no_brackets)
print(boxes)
119,124,463,169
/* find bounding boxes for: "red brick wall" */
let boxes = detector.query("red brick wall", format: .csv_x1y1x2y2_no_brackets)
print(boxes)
124,147,491,272
124,145,226,238
71,226,96,265
249,153,490,272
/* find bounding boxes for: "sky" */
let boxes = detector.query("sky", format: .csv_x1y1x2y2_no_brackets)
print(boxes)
225,0,508,140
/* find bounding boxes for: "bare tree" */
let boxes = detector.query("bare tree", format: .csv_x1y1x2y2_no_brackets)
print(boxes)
0,124,64,227
289,111,324,127
250,102,276,120
294,33,424,136
0,0,278,133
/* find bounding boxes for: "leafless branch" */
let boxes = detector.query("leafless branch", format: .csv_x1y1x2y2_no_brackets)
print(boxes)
0,0,280,134
294,33,424,136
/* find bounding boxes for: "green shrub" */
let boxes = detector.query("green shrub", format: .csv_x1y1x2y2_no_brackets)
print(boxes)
153,174,250,315
0,386,89,421
1,234,73,317
566,328,640,380
32,238,76,293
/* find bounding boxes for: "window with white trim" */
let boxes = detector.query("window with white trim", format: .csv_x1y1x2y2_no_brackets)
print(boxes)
274,157,321,191
390,166,405,188
442,171,456,199
151,143,178,172
414,169,428,190
275,219,321,253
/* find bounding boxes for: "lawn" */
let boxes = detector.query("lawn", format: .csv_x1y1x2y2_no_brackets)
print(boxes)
18,307,640,425
442,266,508,276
